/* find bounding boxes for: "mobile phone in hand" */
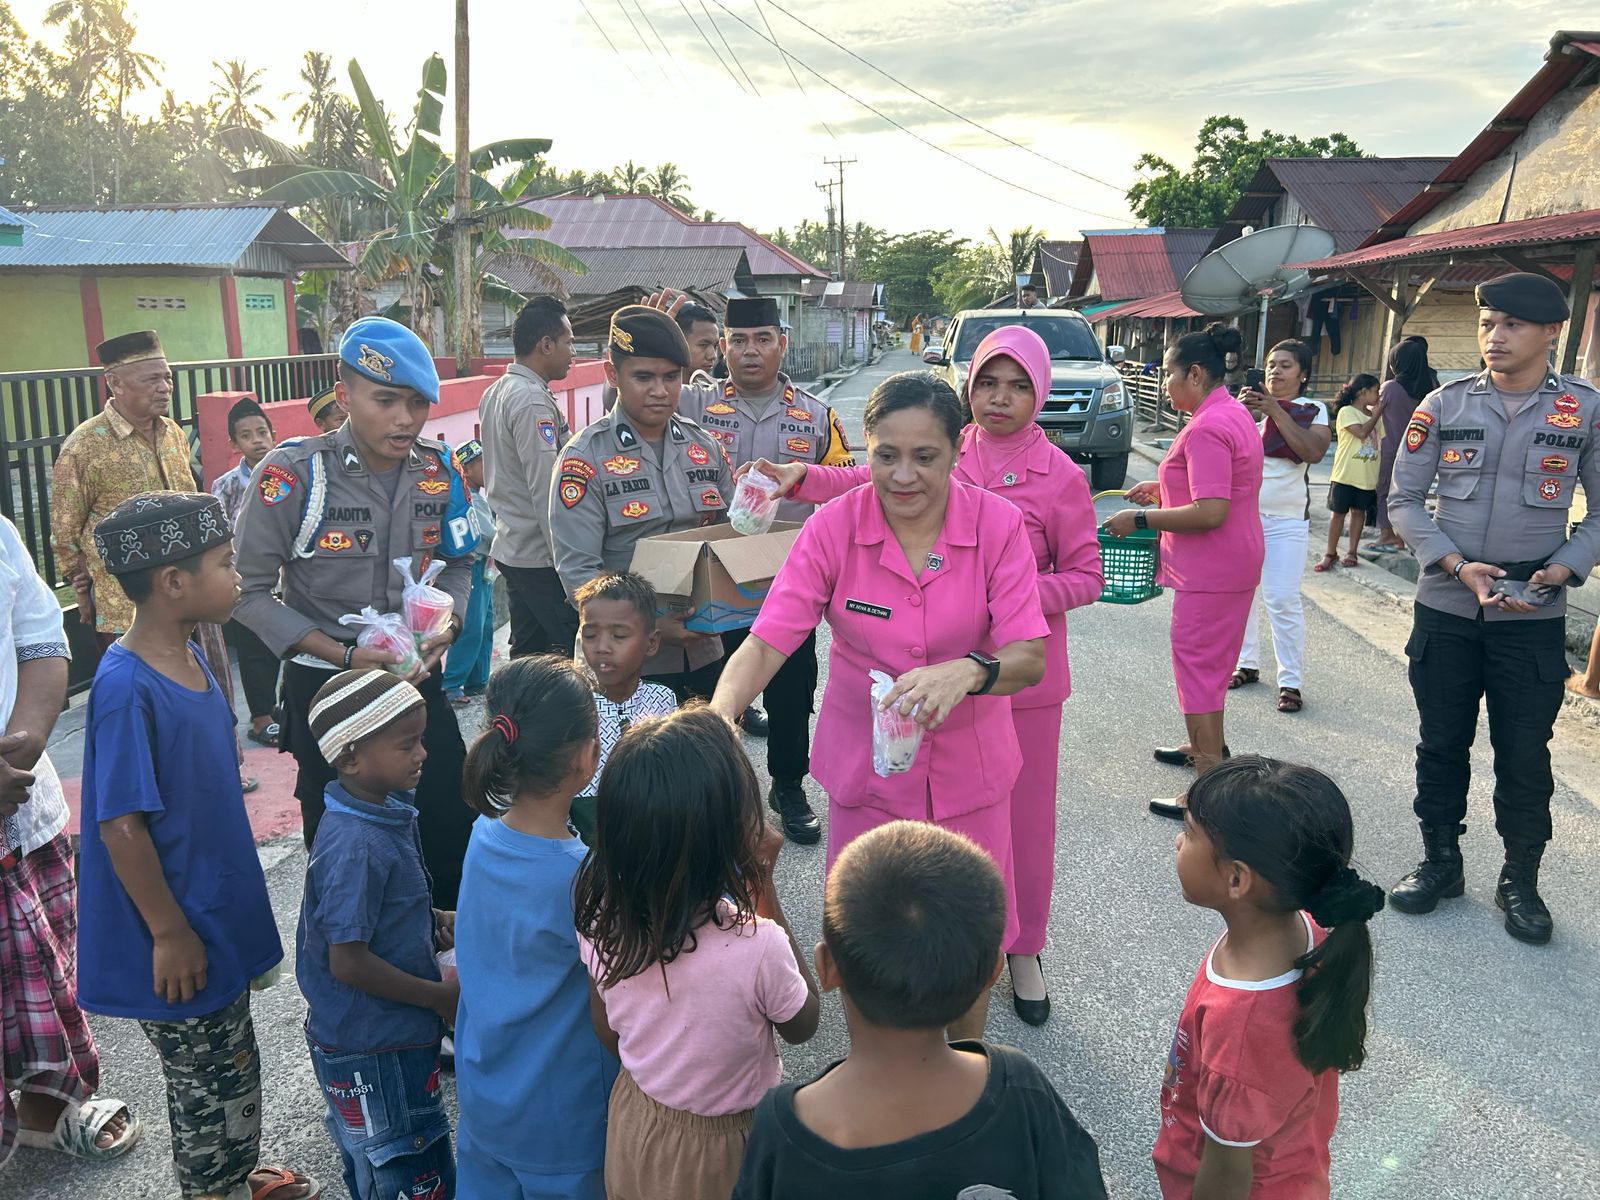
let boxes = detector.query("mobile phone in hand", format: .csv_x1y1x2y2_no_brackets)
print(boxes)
1243,368,1266,391
1490,579,1560,606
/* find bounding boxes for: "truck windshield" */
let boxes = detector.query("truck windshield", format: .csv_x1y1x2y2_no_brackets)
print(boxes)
953,315,1103,362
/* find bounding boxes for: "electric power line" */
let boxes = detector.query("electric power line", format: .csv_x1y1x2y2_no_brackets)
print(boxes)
676,0,747,93
631,0,690,85
752,0,837,141
613,0,670,84
700,0,759,95
703,0,1130,224
763,0,1130,197
576,0,643,85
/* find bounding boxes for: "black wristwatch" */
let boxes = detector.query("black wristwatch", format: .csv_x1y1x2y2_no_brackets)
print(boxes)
1134,510,1149,531
966,651,1001,696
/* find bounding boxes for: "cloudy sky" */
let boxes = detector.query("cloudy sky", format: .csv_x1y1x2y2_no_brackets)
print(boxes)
11,0,1576,244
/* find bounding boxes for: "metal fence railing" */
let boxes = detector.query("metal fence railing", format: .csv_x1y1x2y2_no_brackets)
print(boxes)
1120,363,1186,433
2,353,340,589
784,342,845,384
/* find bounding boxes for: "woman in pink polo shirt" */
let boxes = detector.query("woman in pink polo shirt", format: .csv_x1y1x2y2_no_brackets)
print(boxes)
750,326,1102,1027
1104,324,1264,817
712,371,1048,1040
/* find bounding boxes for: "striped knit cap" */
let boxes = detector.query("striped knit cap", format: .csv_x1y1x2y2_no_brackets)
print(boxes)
308,669,425,763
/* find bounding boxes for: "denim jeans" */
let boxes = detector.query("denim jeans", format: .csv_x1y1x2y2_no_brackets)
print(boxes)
306,1037,455,1200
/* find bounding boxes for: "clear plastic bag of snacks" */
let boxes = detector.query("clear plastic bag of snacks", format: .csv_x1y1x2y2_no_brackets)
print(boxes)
338,606,422,676
869,669,924,776
728,470,782,536
394,556,454,640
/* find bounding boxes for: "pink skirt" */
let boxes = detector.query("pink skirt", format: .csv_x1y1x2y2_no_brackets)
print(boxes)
1170,588,1256,714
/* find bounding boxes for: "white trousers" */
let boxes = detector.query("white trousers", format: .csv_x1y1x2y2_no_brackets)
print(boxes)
1237,514,1309,689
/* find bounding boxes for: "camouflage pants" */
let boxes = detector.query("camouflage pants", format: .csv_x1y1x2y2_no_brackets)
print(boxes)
138,991,261,1199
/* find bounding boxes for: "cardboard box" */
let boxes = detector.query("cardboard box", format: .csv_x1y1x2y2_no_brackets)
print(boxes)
629,522,801,632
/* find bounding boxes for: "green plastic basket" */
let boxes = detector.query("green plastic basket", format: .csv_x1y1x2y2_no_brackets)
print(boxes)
1092,489,1163,604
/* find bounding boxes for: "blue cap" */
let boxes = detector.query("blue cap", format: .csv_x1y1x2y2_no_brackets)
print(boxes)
454,437,484,466
338,316,440,404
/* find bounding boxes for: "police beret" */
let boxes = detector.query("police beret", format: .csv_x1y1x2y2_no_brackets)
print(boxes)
97,330,164,368
1476,272,1570,323
93,492,232,576
307,387,339,421
725,296,781,329
339,316,440,404
610,305,689,368
454,437,483,466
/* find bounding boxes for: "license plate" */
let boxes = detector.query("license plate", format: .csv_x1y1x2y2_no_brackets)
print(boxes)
1046,429,1070,446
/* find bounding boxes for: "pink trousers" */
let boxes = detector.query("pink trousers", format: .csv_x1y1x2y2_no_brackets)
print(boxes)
1006,703,1063,956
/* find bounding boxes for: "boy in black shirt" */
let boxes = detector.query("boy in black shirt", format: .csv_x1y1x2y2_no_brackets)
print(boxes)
734,821,1108,1199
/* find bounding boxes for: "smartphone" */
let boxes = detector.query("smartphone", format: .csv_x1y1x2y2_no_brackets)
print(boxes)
1490,579,1560,607
1243,368,1266,391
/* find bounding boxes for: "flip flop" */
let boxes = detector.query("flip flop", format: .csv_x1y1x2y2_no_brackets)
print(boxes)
14,1096,142,1161
251,1166,320,1200
247,723,280,748
1367,544,1399,555
241,776,259,795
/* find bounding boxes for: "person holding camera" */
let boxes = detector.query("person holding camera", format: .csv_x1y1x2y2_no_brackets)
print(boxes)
1386,273,1600,945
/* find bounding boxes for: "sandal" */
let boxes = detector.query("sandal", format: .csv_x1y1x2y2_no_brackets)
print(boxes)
241,775,259,795
1228,668,1259,690
14,1096,142,1161
250,1165,321,1200
247,722,280,748
1277,688,1303,713
1340,553,1359,567
1313,553,1339,572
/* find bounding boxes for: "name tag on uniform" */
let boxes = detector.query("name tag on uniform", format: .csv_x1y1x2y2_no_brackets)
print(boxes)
846,599,892,620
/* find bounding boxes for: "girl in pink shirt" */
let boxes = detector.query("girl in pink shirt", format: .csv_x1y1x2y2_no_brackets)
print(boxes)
1105,324,1264,814
1156,756,1384,1199
753,328,1101,1027
574,707,820,1200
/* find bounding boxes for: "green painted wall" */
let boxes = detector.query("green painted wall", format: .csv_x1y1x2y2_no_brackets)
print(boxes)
0,276,88,369
237,276,289,358
96,274,228,363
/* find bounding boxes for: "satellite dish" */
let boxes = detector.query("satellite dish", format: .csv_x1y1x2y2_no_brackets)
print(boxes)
1180,224,1336,362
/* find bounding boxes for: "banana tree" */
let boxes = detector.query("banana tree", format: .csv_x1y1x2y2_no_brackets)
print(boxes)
233,53,583,351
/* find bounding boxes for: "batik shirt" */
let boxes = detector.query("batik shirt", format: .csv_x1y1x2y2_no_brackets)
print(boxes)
578,681,677,797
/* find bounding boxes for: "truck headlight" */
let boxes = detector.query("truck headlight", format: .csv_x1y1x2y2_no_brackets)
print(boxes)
1099,382,1126,413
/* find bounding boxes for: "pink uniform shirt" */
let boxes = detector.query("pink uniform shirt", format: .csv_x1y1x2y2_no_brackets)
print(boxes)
795,429,1101,708
752,478,1049,821
1156,386,1265,592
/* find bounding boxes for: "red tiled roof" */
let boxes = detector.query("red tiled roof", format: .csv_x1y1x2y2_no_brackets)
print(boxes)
1069,228,1216,302
1361,31,1600,246
1291,208,1600,269
513,194,826,279
1210,158,1453,254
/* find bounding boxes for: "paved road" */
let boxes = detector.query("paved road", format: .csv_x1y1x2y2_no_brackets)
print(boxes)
19,348,1600,1197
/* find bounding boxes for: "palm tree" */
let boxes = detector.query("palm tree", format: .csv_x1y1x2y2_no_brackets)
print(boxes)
610,159,647,192
212,59,274,131
646,162,692,213
988,225,1047,284
290,51,336,135
103,1,160,201
44,0,113,194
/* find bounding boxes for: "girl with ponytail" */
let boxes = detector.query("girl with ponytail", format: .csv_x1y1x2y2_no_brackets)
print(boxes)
1155,756,1384,1199
452,655,616,1197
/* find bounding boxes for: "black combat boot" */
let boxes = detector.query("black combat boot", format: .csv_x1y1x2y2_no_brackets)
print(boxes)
1495,843,1553,945
1388,823,1466,914
768,780,821,845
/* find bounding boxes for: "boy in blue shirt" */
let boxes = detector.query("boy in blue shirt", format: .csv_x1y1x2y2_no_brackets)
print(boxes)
76,492,315,1200
442,438,495,706
299,668,459,1200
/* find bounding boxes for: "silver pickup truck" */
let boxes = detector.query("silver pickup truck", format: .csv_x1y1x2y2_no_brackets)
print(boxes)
933,308,1131,491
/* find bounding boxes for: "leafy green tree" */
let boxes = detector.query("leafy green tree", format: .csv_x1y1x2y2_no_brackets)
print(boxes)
645,161,692,213
610,159,647,192
211,58,274,131
768,220,833,271
855,230,967,325
103,1,159,200
1127,115,1363,227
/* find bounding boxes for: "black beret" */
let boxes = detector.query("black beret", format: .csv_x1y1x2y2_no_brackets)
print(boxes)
97,330,164,367
93,492,232,576
610,305,690,368
1476,272,1570,323
307,387,339,421
725,296,781,329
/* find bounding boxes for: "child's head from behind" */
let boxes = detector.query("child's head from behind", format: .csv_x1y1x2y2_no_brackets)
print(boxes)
821,821,1005,1031
227,397,274,465
573,706,765,985
1181,756,1385,1074
575,571,660,695
310,669,427,797
461,655,598,817
1333,373,1381,416
96,492,240,625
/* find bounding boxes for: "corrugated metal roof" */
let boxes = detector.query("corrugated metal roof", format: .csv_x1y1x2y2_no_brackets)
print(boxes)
1210,158,1453,254
486,244,751,300
0,205,24,227
0,203,348,270
1293,208,1600,269
1362,31,1600,246
1070,228,1216,302
1091,290,1199,323
512,194,826,279
801,279,878,308
1035,240,1081,296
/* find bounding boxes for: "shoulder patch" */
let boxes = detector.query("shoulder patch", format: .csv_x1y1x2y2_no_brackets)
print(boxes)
538,419,557,447
561,457,598,480
258,463,296,505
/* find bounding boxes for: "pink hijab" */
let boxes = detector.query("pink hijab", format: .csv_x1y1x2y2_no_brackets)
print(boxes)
964,325,1051,486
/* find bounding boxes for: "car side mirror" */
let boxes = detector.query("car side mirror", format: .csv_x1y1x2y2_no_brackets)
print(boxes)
934,355,950,366
1108,345,1126,364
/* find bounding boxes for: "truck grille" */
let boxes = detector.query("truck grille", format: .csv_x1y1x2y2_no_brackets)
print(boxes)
1043,389,1094,415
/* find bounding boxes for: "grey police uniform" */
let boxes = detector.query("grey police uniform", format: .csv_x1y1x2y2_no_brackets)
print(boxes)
1386,368,1600,847
548,409,734,679
232,422,477,901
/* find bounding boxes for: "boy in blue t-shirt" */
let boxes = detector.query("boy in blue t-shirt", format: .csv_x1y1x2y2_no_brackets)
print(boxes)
76,492,315,1200
442,438,495,705
298,668,459,1200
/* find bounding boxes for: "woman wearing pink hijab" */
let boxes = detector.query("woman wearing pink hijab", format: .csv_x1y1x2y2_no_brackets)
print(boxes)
750,326,1102,1025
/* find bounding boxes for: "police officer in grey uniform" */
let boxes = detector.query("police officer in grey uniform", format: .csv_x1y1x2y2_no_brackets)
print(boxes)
1387,273,1600,944
675,295,855,844
549,305,735,699
234,316,480,907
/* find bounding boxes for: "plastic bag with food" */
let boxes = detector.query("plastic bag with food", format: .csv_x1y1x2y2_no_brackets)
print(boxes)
869,669,924,776
395,555,454,640
338,606,422,676
728,470,782,536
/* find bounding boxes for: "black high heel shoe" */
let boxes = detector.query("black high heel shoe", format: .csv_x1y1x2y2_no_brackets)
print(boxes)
1010,955,1051,1026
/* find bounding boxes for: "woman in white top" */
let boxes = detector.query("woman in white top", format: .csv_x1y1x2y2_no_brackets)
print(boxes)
1233,339,1330,713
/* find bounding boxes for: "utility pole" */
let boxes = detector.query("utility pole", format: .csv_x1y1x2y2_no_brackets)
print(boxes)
824,157,856,277
452,0,473,375
815,179,838,276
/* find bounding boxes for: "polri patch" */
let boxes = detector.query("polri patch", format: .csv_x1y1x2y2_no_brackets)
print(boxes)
1539,478,1563,501
421,524,440,546
1440,449,1461,465
786,437,811,455
604,455,641,476
1542,455,1570,472
1547,411,1582,429
619,500,650,519
1410,410,1436,426
700,488,723,508
354,529,374,551
1405,422,1428,452
686,443,710,466
317,530,353,552
561,457,598,480
1554,392,1580,413
845,599,892,620
538,419,557,447
416,478,448,496
258,464,296,505
421,454,440,477
786,406,813,422
706,402,737,416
